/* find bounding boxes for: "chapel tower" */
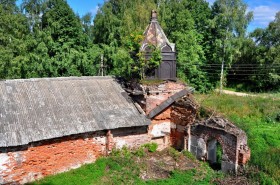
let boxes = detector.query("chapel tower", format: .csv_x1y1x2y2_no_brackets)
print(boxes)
141,10,176,80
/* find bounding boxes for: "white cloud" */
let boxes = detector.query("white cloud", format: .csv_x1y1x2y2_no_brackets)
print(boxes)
90,5,99,16
250,5,278,26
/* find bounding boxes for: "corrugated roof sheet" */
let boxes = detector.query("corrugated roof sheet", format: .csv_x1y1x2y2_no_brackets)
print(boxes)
0,76,150,147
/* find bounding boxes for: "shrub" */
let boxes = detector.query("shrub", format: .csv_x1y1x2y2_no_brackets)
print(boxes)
134,146,146,157
143,142,158,153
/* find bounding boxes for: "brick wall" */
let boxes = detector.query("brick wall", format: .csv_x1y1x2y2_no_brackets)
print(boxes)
144,81,186,114
142,81,187,150
149,108,172,150
0,126,150,184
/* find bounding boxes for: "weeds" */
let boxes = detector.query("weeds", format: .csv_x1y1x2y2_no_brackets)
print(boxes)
29,146,223,185
143,142,158,153
183,150,196,161
168,147,180,161
196,93,280,184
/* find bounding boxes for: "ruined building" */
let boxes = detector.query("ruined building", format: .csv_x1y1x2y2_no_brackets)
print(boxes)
0,11,250,184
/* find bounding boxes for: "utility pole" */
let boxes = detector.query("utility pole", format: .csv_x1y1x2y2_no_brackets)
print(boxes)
98,54,106,76
220,27,228,94
220,44,225,94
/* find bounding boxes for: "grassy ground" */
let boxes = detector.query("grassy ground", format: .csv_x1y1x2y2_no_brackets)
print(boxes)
195,92,280,184
28,146,223,185
28,92,280,185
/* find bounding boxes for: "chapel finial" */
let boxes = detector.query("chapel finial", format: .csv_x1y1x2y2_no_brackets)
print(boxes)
151,10,157,21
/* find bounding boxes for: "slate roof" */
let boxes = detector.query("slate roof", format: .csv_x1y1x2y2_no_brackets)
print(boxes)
0,76,150,147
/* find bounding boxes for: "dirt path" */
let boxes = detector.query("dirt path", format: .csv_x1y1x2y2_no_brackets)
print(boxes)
215,90,280,101
221,90,256,97
215,89,255,97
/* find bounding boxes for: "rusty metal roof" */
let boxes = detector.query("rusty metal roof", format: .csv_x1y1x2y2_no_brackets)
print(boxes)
0,76,150,147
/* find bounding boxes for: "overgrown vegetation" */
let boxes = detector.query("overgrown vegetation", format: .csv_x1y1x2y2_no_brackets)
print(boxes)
29,145,224,185
2,0,279,92
28,93,280,185
196,92,280,184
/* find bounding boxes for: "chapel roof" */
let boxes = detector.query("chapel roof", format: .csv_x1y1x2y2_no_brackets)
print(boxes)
0,76,150,147
141,10,175,52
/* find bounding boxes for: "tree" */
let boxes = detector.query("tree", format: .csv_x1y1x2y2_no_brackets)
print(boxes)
81,12,94,41
243,11,280,91
21,0,44,32
92,0,158,78
41,0,92,77
210,0,253,92
158,0,212,92
0,0,29,79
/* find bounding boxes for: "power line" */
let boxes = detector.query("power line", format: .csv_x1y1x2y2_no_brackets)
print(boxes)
186,64,280,67
206,73,274,76
201,66,280,69
202,68,280,71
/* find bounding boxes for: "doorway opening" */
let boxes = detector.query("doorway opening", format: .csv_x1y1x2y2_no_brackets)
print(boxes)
207,139,222,170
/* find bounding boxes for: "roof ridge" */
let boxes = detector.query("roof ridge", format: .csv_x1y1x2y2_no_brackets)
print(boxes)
1,76,114,83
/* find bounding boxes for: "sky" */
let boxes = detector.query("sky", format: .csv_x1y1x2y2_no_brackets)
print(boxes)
17,0,280,32
67,0,280,32
206,0,280,32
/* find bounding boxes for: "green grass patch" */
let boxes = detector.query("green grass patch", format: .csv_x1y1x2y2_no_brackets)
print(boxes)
196,93,280,184
139,79,164,85
28,146,222,185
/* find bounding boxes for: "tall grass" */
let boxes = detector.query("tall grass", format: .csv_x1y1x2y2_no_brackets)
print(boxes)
195,93,280,184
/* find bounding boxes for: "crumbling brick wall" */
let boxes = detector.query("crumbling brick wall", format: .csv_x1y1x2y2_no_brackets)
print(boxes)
140,81,187,150
170,95,198,149
0,126,150,184
132,80,250,173
190,117,251,173
191,125,238,172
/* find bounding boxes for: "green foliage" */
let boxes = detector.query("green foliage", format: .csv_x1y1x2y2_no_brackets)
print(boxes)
111,146,132,159
183,150,196,161
140,45,162,79
168,147,181,161
0,1,29,79
29,146,222,185
216,143,222,165
133,146,146,157
1,0,278,92
0,0,101,80
207,0,253,88
228,11,280,92
140,79,164,85
196,93,280,183
159,0,213,92
143,142,158,153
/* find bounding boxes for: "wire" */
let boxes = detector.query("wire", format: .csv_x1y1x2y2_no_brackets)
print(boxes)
206,73,273,76
201,66,280,69
186,64,280,67
202,68,280,71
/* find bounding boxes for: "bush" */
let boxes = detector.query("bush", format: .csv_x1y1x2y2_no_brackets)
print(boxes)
143,142,158,153
133,146,146,157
